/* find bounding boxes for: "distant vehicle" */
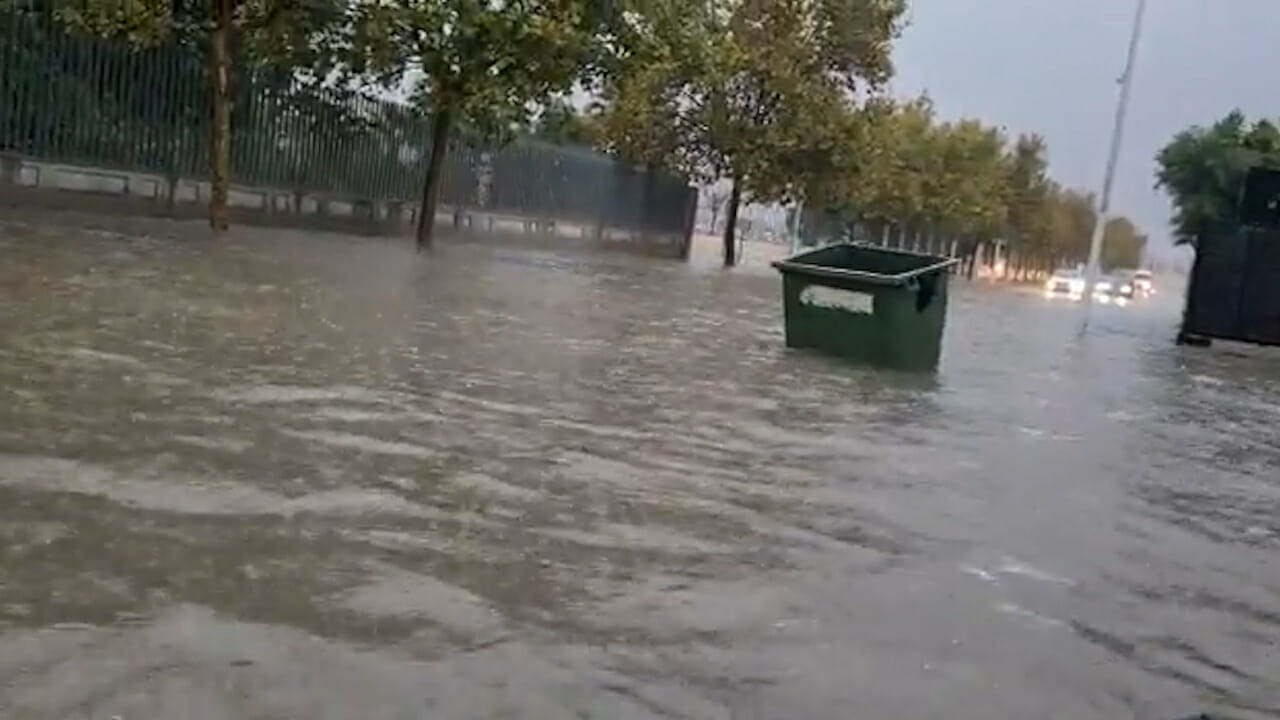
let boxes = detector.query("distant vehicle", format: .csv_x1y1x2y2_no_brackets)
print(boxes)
1093,274,1134,303
1115,276,1136,299
1130,269,1154,296
1044,269,1085,300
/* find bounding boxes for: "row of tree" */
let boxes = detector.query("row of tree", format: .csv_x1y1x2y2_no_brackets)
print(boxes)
38,0,636,247
39,0,1145,271
666,100,1148,275
561,0,1145,270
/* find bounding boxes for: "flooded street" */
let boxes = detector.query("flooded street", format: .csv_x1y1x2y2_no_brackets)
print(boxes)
1,215,1278,720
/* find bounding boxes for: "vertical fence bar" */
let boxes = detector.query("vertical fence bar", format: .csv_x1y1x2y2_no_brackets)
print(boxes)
296,84,315,194
123,44,141,171
360,94,377,200
261,74,279,190
88,31,106,166
241,68,259,187
303,84,321,196
273,78,289,191
37,11,56,160
75,26,92,162
17,7,36,156
187,48,204,182
148,47,168,175
1,2,17,153
284,79,302,201
105,41,122,168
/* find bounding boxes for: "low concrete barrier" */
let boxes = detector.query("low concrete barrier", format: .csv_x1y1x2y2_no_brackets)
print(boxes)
0,154,692,258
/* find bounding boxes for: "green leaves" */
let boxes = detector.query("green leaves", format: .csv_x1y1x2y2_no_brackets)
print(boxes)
529,98,598,145
1101,216,1145,270
594,0,908,200
352,0,595,143
1156,110,1280,246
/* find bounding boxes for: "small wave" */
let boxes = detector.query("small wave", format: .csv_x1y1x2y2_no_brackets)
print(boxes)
996,602,1065,628
961,565,997,582
961,556,1075,587
65,347,147,367
1190,374,1225,387
996,558,1075,586
213,384,389,405
281,429,436,459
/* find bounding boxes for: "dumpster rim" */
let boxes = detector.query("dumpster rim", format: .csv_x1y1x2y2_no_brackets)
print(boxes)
771,247,959,287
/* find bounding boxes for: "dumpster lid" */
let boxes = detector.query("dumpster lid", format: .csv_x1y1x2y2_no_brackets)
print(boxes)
772,243,959,287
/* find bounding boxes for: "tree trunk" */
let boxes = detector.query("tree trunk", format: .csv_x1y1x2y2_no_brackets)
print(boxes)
416,102,454,251
722,176,741,267
207,0,233,235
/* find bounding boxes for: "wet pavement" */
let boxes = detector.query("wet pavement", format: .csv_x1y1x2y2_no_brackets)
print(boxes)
1,214,1278,720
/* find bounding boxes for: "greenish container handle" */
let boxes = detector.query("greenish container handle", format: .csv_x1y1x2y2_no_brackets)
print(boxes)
913,272,939,312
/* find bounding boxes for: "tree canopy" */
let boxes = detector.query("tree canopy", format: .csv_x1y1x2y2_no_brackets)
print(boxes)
592,0,909,264
759,95,1145,273
1156,109,1280,247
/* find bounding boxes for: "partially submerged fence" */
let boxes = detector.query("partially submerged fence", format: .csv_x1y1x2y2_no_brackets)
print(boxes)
0,5,698,255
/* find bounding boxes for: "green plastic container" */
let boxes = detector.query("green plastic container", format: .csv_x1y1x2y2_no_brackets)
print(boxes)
771,243,959,370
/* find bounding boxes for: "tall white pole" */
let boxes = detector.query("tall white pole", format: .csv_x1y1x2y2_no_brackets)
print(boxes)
1080,0,1147,334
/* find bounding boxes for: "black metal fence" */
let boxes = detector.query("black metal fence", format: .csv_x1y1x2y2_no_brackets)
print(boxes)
1182,225,1280,346
0,4,697,251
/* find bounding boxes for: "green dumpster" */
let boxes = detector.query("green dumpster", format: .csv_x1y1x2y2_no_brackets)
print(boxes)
771,243,960,370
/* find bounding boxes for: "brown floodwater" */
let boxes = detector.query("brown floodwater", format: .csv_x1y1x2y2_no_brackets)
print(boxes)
0,213,1277,719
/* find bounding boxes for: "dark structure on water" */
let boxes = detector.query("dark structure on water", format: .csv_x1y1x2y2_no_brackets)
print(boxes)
1179,166,1280,347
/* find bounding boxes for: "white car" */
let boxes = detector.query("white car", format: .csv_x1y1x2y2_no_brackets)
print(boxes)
1092,275,1134,304
1045,269,1085,300
1131,269,1155,296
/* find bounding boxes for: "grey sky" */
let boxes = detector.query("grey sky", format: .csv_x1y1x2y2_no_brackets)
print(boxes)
891,0,1280,253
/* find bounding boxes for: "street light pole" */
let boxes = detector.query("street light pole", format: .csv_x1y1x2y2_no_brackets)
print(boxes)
1080,0,1148,334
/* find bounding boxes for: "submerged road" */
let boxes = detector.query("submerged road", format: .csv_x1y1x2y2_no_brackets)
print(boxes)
0,215,1277,719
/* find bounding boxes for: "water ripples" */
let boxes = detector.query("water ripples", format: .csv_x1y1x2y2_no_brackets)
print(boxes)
0,216,1278,718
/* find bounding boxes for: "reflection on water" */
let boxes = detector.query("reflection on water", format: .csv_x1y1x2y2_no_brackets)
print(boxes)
0,214,1278,719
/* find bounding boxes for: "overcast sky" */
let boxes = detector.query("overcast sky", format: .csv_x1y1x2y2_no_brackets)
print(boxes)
890,0,1280,255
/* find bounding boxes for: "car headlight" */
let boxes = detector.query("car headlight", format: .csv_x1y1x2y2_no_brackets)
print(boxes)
1121,284,1132,294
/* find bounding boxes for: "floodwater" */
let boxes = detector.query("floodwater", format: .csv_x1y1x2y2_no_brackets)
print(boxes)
0,215,1278,720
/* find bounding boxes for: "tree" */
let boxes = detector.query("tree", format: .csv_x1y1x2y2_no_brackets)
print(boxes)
788,97,1146,278
1003,133,1052,275
594,0,906,267
711,0,906,266
352,0,596,251
47,0,348,234
1101,216,1146,271
530,98,597,145
1155,110,1280,247
1047,185,1097,267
